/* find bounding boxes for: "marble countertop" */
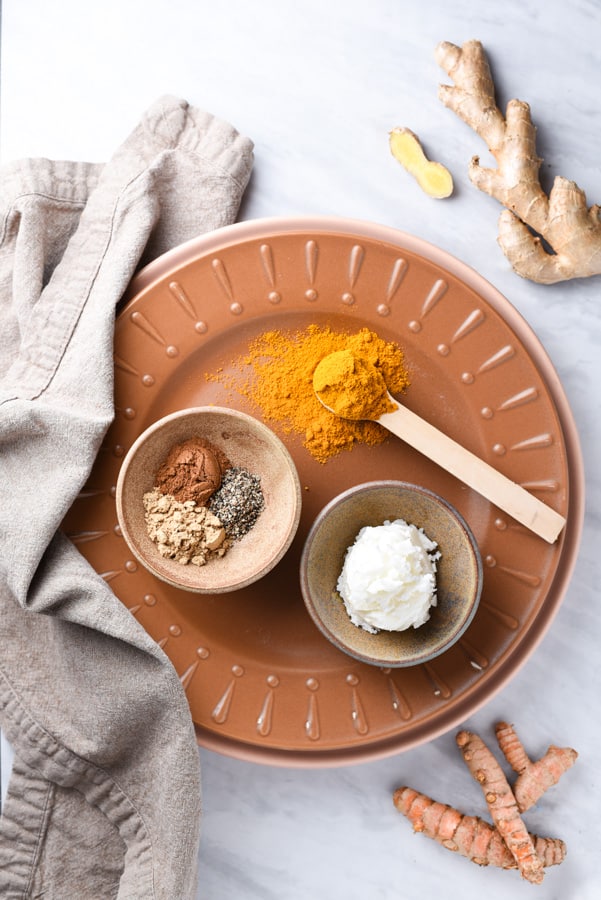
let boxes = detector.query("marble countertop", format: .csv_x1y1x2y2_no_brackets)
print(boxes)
1,1,600,898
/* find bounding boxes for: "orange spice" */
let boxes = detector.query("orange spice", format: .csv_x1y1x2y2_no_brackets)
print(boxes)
312,349,398,420
209,325,410,463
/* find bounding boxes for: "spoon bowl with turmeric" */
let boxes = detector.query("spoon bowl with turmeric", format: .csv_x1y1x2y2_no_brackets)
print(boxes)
313,351,565,545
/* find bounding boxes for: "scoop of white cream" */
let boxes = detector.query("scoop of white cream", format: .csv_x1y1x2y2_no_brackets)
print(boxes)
336,518,439,633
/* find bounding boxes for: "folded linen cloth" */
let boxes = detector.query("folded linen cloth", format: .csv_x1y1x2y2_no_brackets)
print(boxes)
0,96,254,898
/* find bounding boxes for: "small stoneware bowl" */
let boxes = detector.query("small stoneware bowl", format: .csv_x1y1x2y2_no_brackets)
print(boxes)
116,407,302,593
299,481,482,667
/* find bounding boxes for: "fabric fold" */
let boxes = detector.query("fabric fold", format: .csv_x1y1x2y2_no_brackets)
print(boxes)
0,95,254,899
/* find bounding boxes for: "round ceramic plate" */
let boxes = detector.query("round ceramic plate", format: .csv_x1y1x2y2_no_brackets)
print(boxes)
63,217,583,766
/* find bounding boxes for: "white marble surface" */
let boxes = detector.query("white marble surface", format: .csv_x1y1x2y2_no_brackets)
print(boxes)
1,1,600,898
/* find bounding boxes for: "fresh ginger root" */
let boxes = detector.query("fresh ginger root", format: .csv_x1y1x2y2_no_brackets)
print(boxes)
393,787,566,871
435,39,601,283
456,730,545,884
495,721,578,812
389,127,454,199
393,722,577,882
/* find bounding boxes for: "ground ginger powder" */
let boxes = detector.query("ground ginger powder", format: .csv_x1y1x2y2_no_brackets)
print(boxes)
211,325,410,463
143,489,229,565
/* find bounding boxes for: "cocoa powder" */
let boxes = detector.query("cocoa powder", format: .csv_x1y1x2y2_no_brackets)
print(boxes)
155,437,230,505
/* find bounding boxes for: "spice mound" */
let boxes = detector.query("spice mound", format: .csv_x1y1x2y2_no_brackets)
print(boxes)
337,519,439,633
313,349,398,420
142,435,265,567
208,467,265,541
155,437,229,505
208,325,410,463
143,490,228,566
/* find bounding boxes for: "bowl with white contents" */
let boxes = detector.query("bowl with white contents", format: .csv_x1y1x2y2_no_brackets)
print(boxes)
299,481,483,667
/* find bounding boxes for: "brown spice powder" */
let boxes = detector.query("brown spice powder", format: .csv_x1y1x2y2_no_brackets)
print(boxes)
155,437,230,505
209,325,410,463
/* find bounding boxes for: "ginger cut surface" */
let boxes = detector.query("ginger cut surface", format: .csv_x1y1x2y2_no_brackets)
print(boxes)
389,127,453,199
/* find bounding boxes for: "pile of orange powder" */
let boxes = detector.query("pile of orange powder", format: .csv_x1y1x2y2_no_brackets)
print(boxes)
210,324,410,463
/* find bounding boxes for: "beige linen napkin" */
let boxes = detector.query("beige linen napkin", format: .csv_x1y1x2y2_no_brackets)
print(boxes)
0,96,253,898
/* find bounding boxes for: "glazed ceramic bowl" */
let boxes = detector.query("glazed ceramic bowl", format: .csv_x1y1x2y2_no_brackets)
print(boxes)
116,407,302,593
300,481,482,667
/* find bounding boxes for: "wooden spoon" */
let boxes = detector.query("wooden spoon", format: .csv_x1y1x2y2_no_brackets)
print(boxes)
314,355,566,544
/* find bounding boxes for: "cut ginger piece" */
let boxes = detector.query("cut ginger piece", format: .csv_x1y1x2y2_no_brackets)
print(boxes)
389,127,453,198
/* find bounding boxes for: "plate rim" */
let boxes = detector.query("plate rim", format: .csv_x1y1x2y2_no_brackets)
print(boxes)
119,215,585,766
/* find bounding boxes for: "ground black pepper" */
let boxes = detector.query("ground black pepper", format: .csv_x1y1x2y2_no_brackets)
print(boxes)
208,466,265,540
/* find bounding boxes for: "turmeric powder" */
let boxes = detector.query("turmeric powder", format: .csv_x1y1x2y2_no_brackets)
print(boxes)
313,349,397,420
210,325,410,463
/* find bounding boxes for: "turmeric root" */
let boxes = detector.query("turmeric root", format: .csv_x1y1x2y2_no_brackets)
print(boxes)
389,127,454,199
393,786,566,870
393,722,577,881
435,39,601,284
456,730,545,884
495,721,578,812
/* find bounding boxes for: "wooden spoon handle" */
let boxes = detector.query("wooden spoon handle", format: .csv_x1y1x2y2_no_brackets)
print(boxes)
379,402,566,543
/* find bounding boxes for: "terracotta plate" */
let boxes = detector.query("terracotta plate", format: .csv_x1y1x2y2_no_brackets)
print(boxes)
63,217,584,766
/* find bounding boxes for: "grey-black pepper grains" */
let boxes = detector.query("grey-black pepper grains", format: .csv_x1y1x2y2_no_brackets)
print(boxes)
208,466,265,540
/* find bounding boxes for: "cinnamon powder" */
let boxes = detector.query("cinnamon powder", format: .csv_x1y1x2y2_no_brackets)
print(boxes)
155,437,230,505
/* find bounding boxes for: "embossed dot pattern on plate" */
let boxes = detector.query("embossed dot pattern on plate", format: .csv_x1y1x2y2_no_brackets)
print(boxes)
61,217,582,767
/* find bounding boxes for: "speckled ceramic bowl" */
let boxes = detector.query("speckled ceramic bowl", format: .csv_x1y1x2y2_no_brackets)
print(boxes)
116,407,302,593
300,481,482,667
